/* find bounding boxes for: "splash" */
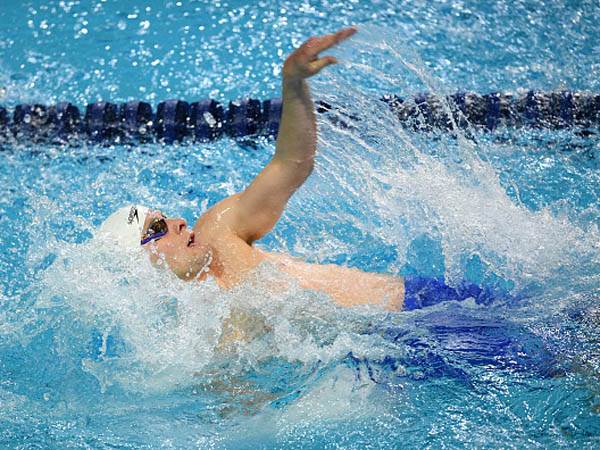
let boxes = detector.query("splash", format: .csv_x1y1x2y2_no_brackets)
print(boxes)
303,25,600,289
35,212,395,394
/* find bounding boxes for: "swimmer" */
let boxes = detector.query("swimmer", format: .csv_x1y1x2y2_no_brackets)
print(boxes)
100,27,496,312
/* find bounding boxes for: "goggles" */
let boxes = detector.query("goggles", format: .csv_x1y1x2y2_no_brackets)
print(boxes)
140,216,168,245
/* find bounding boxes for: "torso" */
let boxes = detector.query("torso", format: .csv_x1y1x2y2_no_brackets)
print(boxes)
191,205,404,350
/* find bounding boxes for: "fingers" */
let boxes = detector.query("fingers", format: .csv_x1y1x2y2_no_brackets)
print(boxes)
302,26,357,56
283,27,356,80
308,56,338,75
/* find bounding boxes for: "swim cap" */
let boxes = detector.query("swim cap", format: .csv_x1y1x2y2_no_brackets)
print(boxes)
97,205,151,251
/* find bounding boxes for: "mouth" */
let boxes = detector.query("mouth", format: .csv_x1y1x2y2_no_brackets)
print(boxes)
187,231,195,247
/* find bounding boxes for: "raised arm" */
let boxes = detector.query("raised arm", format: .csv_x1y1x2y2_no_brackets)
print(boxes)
223,27,357,243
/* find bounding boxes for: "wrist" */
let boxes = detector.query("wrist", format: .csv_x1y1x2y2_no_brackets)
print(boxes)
282,77,309,98
282,75,302,86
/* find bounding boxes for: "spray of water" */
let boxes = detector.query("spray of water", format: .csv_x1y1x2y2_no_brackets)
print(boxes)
304,26,600,288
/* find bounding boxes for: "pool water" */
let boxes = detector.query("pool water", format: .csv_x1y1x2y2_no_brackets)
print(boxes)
1,1,599,448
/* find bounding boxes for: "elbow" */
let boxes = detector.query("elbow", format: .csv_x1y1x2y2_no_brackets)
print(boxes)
301,159,314,178
293,160,314,188
297,155,315,173
274,156,314,183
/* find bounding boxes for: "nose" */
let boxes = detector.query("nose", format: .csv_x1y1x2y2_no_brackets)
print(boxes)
169,218,187,234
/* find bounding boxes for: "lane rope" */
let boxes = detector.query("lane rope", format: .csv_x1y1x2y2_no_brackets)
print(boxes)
0,91,598,144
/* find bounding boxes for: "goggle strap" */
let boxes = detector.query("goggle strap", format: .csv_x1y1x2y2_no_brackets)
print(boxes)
140,231,167,245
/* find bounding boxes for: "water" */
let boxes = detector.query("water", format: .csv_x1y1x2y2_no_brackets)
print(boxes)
1,1,599,448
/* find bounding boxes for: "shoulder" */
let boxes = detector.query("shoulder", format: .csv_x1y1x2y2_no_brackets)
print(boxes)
193,193,255,245
193,195,240,229
192,197,265,286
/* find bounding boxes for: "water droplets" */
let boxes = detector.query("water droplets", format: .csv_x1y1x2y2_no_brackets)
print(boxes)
138,20,150,35
203,111,217,127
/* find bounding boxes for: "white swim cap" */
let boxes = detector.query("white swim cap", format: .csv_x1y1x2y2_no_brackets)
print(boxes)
97,205,151,251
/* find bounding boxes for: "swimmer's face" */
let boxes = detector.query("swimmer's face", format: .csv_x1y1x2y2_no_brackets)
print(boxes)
141,210,211,280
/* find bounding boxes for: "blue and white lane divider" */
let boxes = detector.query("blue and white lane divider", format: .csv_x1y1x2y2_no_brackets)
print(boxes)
0,91,598,145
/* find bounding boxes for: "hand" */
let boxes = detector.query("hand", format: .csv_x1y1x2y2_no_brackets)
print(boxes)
282,27,357,82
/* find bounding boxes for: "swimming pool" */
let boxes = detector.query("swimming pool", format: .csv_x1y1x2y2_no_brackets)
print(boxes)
1,0,599,448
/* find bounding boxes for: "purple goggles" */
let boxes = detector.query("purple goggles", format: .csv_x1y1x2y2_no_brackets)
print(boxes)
140,217,168,245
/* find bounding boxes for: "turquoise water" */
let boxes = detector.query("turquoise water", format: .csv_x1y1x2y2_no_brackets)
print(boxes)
1,1,599,448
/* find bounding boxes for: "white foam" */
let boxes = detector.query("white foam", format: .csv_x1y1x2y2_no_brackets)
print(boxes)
37,233,394,393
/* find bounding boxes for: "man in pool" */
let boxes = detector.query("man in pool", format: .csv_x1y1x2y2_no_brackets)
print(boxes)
101,27,494,312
